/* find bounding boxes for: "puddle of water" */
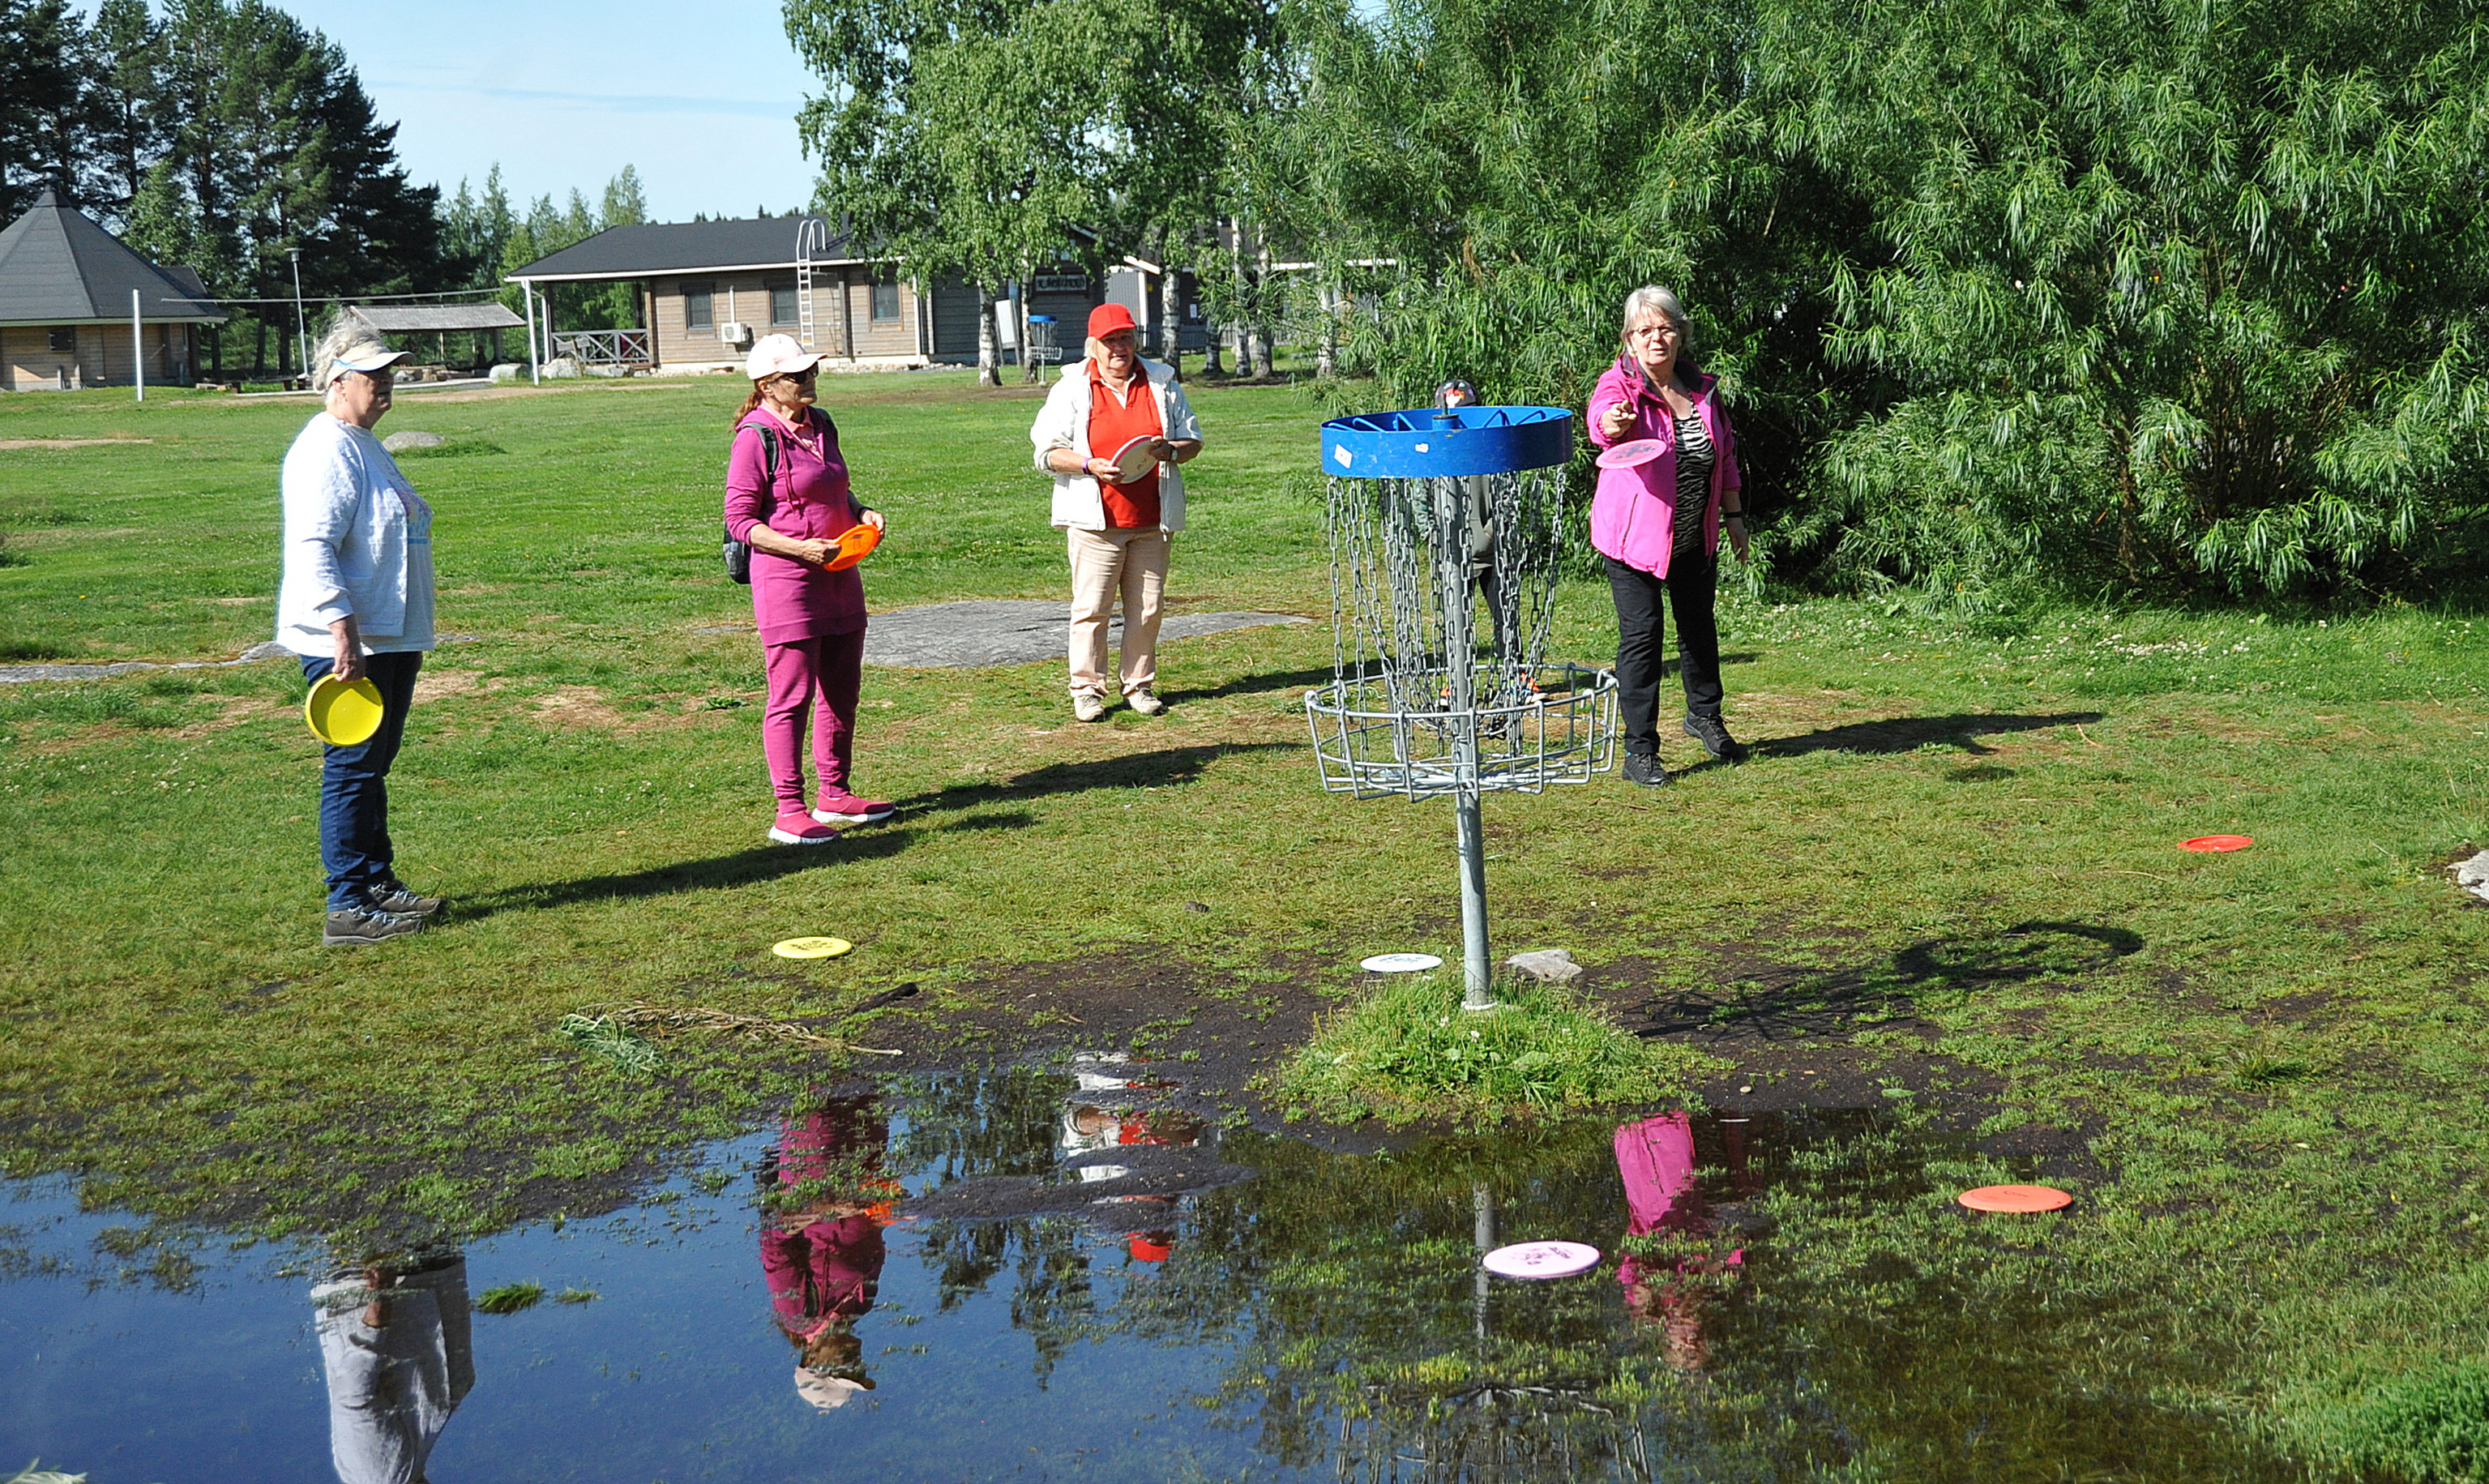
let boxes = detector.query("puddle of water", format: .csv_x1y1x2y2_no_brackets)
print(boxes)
2,1064,2288,1482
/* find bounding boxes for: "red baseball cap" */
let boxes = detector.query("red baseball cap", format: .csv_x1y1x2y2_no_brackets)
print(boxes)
1088,302,1139,340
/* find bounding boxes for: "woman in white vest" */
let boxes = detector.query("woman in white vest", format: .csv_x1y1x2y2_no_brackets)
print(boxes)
1029,302,1204,721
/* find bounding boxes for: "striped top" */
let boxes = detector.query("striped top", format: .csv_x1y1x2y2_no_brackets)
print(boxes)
1671,408,1715,554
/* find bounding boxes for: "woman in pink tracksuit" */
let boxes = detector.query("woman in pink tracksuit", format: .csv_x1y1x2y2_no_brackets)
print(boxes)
1586,285,1754,789
725,334,894,845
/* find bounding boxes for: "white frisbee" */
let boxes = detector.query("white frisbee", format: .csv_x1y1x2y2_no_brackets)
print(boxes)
1482,1241,1602,1280
1359,952,1443,973
1106,435,1161,481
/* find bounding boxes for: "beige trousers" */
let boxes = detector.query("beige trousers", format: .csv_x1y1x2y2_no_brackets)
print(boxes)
1066,526,1170,697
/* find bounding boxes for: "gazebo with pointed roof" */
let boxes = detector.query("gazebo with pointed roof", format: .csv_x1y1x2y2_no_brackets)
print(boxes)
0,186,225,391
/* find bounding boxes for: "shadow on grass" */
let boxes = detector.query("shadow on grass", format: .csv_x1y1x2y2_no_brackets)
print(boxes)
1165,665,1337,704
1756,710,2104,759
459,745,1293,920
459,828,924,918
1630,920,2143,1043
895,741,1298,813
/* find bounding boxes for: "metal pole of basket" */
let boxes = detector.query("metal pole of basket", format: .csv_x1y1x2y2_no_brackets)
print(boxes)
1308,404,1619,1016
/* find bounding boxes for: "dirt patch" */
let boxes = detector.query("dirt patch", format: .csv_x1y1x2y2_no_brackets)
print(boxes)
527,684,682,733
171,695,287,738
0,438,156,450
412,669,499,704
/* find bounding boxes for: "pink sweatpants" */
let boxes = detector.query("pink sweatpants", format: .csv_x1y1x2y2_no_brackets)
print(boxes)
761,629,864,810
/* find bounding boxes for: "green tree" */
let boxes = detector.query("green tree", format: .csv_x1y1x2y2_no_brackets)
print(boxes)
75,0,170,224
1786,0,2489,601
0,0,84,218
787,0,1125,385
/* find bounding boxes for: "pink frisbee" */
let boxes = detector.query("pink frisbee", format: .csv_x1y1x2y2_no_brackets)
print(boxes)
1596,438,1666,470
2180,835,2254,853
1482,1241,1601,1279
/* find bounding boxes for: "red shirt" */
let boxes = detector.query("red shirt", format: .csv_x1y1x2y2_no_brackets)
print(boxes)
1085,362,1163,528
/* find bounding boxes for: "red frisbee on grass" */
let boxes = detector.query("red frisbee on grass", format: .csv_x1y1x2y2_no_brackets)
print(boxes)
824,522,882,571
1957,1184,2072,1213
2180,835,2254,853
1596,438,1666,470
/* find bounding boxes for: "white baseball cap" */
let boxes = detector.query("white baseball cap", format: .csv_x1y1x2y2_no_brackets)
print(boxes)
746,333,823,381
795,1366,872,1410
331,340,411,374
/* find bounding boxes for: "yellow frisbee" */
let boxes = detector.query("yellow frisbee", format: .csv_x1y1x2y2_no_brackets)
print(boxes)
304,674,387,746
772,936,853,960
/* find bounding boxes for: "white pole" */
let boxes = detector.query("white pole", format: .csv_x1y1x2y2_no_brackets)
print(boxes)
289,248,308,385
524,280,540,384
131,289,144,403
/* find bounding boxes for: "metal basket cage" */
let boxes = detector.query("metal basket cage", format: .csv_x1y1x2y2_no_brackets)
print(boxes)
1307,663,1619,800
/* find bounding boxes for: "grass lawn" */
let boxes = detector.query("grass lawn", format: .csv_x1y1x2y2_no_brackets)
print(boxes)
7,371,2489,1470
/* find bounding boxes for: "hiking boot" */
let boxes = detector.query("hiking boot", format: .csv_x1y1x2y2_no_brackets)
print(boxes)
324,903,427,947
1622,751,1670,788
1682,713,1748,762
1072,692,1108,723
1127,688,1166,716
768,810,840,846
812,790,896,825
366,879,445,917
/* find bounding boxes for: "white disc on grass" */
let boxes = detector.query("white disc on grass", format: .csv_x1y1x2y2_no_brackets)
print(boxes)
1359,952,1443,973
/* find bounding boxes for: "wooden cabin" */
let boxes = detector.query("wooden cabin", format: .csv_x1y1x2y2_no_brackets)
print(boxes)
0,187,225,391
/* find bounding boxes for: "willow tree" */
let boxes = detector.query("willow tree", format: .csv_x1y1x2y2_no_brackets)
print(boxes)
1782,0,2489,600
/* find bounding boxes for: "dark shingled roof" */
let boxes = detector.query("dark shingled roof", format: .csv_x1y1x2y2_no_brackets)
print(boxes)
506,216,879,282
0,187,225,325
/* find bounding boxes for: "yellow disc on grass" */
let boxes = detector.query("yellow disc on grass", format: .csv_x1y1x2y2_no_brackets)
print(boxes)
304,674,387,746
773,936,853,960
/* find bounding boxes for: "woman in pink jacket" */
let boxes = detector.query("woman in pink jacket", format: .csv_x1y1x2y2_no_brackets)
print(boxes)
1586,285,1753,787
725,334,893,845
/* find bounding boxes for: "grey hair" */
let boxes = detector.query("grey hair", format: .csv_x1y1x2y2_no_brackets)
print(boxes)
1620,285,1687,340
309,312,374,392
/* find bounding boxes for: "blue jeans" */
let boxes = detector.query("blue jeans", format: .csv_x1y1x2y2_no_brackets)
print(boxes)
301,651,422,910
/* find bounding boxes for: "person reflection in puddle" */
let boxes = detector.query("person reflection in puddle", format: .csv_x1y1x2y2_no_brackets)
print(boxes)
760,1093,897,1412
1061,1097,1205,1262
1614,1111,1747,1372
310,1251,473,1484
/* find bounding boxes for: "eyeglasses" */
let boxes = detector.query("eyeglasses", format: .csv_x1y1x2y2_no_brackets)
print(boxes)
1626,323,1682,342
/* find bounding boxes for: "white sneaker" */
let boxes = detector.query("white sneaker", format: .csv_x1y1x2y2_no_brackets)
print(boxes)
1127,689,1165,716
1072,693,1108,722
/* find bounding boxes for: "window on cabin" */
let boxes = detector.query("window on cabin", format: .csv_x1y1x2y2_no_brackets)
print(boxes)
769,283,798,326
684,284,713,330
870,274,900,323
48,327,75,353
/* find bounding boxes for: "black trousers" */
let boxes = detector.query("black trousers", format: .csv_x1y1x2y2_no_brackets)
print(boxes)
1605,551,1723,756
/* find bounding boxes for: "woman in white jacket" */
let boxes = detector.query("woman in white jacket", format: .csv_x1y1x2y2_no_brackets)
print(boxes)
1029,302,1204,721
276,320,443,947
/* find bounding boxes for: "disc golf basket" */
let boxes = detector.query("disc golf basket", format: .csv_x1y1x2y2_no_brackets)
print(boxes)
1307,404,1619,1007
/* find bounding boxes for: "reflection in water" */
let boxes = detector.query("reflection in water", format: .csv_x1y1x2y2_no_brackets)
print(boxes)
759,1095,896,1412
1059,1053,1206,1263
3,1074,2303,1482
1613,1112,1749,1372
310,1251,473,1484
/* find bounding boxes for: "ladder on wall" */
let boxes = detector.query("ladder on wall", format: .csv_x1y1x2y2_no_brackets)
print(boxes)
794,217,828,352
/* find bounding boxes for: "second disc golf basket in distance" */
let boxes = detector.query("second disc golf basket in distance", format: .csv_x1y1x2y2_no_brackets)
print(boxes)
1307,404,1619,1007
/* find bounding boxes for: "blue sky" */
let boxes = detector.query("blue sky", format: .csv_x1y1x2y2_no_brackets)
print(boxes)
149,2,825,223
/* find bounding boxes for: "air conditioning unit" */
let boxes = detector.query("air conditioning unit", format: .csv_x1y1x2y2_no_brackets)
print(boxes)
718,321,753,347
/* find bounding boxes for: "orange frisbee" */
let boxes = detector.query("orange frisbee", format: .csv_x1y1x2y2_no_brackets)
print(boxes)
2180,834,2254,853
824,522,882,571
1957,1184,2072,1213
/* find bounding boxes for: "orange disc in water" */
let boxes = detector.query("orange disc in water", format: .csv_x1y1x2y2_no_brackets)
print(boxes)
2180,835,2254,853
1957,1184,2072,1213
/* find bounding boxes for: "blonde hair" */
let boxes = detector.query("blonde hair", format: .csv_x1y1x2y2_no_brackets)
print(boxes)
309,314,373,393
